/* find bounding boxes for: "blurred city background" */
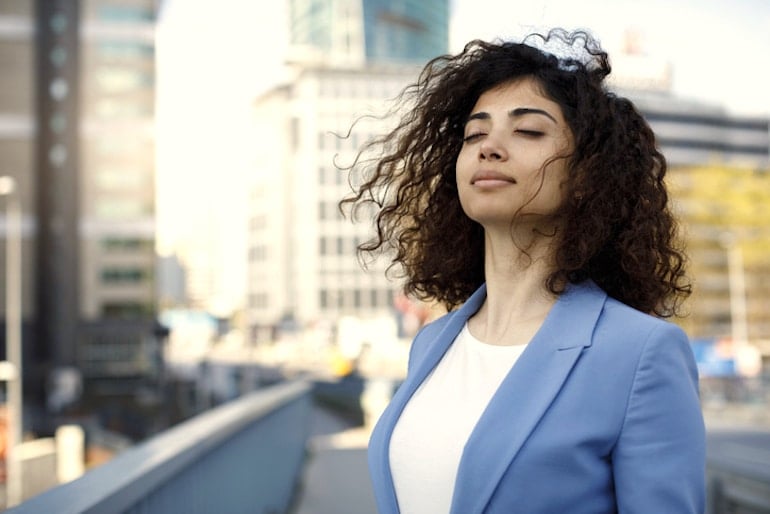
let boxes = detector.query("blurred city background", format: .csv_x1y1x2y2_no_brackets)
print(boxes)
0,0,769,512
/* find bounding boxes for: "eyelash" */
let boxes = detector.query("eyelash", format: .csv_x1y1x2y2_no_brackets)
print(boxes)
462,130,544,143
516,129,544,137
463,133,484,143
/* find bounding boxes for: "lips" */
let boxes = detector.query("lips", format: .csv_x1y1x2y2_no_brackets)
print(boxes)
470,170,516,185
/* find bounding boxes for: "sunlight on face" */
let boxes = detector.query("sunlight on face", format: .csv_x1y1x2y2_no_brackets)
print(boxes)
455,77,574,231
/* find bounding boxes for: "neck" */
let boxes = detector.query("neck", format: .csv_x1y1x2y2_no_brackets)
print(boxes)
468,225,559,346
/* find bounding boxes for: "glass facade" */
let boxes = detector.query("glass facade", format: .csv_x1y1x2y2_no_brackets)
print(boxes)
289,0,448,63
362,0,448,62
290,0,332,50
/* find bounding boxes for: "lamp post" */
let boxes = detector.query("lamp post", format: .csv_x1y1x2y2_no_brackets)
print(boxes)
726,242,748,348
0,176,22,506
721,231,749,349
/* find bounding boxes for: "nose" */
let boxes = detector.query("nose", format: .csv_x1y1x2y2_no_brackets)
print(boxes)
479,134,507,161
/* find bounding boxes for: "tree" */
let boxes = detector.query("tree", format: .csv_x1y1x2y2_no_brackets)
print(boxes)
667,165,770,340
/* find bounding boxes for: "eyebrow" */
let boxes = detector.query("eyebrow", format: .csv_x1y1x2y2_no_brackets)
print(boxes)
466,107,558,124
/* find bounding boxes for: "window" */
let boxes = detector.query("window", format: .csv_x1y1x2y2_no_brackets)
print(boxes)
98,42,154,60
95,198,149,219
101,238,149,251
95,68,153,93
97,6,154,23
101,267,147,283
96,168,146,189
94,98,152,119
290,118,300,148
101,302,150,318
249,245,267,261
354,289,361,308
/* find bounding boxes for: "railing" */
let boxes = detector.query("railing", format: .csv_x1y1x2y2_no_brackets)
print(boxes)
6,380,312,514
706,430,770,513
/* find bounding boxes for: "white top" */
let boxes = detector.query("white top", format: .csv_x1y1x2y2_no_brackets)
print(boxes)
389,322,527,514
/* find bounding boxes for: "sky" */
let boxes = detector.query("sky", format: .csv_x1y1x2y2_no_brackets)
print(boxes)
155,0,770,316
449,0,770,116
158,0,770,116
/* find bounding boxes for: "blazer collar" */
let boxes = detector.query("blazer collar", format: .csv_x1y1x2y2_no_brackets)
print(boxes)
373,280,608,514
450,280,607,513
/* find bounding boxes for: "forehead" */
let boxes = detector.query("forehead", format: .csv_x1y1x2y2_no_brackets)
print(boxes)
472,77,562,115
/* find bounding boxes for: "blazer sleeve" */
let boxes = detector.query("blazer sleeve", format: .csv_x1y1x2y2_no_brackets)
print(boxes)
612,322,706,513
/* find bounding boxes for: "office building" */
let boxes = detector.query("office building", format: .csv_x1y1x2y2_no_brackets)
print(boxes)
0,0,160,436
630,91,769,168
248,64,421,342
288,0,448,65
248,0,449,342
0,3,36,326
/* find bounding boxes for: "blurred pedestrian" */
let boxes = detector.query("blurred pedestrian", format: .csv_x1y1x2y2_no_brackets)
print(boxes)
342,28,705,514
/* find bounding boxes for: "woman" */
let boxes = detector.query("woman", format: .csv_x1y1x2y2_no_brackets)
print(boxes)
342,29,705,514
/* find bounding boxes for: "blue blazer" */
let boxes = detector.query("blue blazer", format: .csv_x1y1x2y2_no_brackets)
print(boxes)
369,281,705,513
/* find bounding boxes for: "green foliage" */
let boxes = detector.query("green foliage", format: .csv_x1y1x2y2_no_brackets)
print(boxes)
668,165,770,266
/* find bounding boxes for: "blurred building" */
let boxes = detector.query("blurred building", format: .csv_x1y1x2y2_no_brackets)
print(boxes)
247,0,448,342
248,65,420,341
629,91,769,168
612,33,769,169
0,0,162,439
287,0,448,66
0,3,37,335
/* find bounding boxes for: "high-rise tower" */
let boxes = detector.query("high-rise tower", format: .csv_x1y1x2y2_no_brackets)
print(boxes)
288,0,448,65
0,0,161,437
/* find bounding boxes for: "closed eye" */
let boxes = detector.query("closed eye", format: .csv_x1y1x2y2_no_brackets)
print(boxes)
515,129,544,137
463,132,486,143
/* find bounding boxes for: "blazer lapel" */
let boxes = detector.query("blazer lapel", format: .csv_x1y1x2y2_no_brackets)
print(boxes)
370,285,488,513
450,281,608,514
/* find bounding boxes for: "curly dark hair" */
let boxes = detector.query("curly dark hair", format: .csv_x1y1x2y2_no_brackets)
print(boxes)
340,28,691,317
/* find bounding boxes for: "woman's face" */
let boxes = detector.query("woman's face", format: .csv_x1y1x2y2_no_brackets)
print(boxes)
456,77,574,230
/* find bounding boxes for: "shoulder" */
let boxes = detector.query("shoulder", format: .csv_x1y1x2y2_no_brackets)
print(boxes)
573,288,694,383
590,296,699,416
597,295,688,347
558,280,688,354
597,288,687,339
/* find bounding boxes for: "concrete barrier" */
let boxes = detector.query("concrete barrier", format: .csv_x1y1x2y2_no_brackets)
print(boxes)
6,380,312,514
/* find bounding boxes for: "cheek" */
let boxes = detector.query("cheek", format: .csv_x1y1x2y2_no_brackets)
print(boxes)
455,150,472,183
455,161,473,212
541,167,570,205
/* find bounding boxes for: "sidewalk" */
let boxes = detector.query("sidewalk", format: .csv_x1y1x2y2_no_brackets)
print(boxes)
291,407,377,514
